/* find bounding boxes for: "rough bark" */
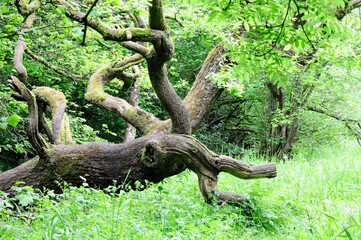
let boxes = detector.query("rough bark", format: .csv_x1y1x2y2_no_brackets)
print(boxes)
124,83,140,142
0,134,276,205
13,2,40,83
184,43,226,130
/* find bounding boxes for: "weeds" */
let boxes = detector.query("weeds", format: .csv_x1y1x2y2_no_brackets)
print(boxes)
1,140,360,239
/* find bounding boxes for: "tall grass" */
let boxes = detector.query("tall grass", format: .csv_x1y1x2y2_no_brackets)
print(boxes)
1,139,360,239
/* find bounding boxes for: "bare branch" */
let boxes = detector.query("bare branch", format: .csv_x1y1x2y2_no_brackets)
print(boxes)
14,13,37,83
306,106,359,123
293,0,316,52
306,106,361,146
25,48,83,82
255,0,292,57
165,14,184,27
222,0,232,11
81,0,99,45
56,0,165,44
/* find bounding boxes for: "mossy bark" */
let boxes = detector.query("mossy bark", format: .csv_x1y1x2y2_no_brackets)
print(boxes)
0,134,276,205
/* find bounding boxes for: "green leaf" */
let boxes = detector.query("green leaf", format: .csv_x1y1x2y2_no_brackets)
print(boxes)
284,44,292,51
0,117,7,129
7,115,21,127
207,9,220,22
19,195,33,207
244,21,250,32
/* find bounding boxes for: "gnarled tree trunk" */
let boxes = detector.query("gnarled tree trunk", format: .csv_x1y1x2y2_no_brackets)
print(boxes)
0,0,277,207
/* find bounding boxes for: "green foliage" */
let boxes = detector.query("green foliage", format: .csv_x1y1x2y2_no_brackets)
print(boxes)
185,0,358,93
1,140,361,239
0,84,35,171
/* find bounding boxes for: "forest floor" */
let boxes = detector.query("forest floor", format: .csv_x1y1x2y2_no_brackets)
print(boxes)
1,139,361,239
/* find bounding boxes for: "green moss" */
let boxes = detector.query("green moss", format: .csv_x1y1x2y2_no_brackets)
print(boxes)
140,147,147,162
33,87,66,116
49,151,85,177
124,107,160,135
124,107,138,117
85,74,108,103
140,145,155,163
145,120,171,135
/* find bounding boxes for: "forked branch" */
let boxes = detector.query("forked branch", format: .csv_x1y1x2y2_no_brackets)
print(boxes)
85,54,163,135
138,134,277,205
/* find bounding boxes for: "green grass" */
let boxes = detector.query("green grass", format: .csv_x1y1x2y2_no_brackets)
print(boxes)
1,139,361,239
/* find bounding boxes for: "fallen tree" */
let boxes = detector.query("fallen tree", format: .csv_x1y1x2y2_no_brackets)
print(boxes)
0,0,276,206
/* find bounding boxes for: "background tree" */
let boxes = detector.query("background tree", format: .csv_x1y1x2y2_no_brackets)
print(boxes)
191,0,361,157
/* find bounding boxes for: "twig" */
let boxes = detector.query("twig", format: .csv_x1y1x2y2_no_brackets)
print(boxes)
293,0,316,52
81,0,99,46
1,210,37,231
165,14,184,27
25,48,83,82
256,0,292,57
222,0,232,11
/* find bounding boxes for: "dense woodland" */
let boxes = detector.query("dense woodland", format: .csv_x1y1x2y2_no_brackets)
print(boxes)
1,0,361,238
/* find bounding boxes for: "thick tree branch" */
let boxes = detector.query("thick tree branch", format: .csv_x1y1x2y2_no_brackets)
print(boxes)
119,41,149,57
147,62,191,134
143,134,276,205
15,0,41,17
38,103,55,144
13,0,41,83
32,87,73,145
85,55,162,135
14,13,36,83
120,65,142,81
335,0,361,20
124,83,140,143
183,43,227,130
144,43,228,135
148,0,174,59
56,0,165,45
149,0,167,31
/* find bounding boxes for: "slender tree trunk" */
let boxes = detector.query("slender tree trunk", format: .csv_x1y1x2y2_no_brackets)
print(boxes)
260,81,308,158
124,84,140,143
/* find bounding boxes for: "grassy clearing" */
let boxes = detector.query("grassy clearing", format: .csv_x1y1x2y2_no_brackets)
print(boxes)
1,140,361,239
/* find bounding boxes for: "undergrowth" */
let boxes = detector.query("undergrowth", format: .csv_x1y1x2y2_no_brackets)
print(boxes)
1,139,360,239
